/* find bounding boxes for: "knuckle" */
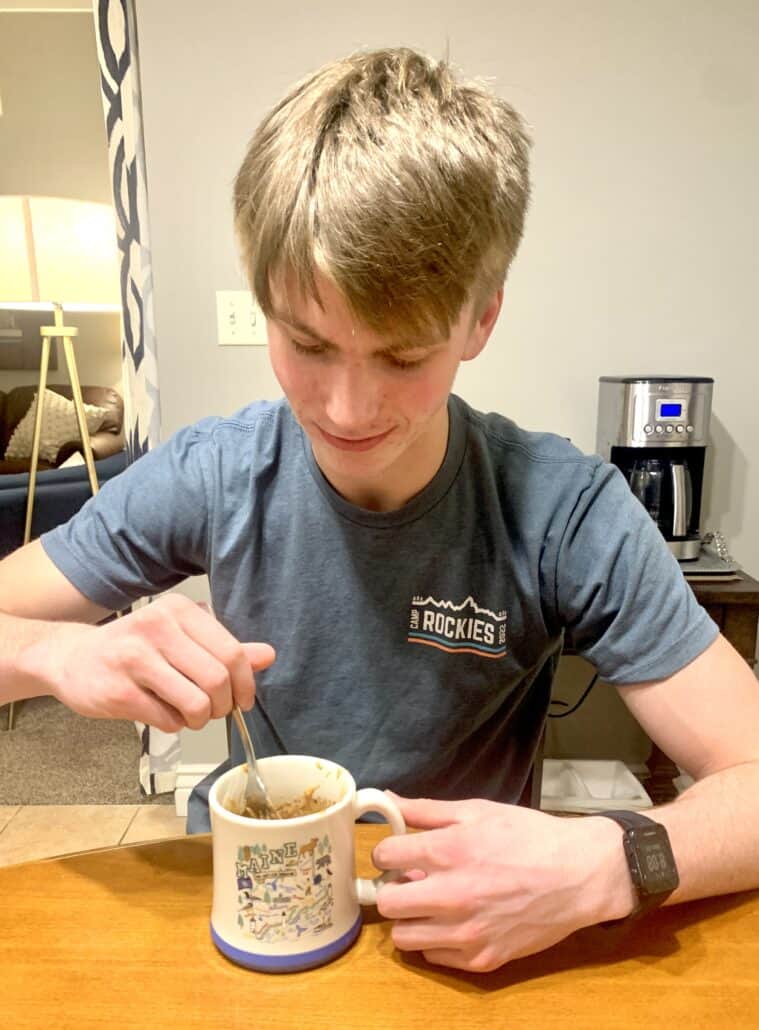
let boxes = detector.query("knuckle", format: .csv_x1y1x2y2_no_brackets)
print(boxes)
115,637,149,673
108,682,135,715
468,950,501,973
183,695,213,727
449,923,477,949
203,667,231,697
130,607,166,642
372,844,387,868
428,838,454,869
375,888,395,919
219,641,245,669
132,601,159,624
470,909,492,934
154,713,181,733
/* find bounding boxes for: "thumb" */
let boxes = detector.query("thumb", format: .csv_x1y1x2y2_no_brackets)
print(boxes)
384,792,468,830
196,602,277,671
242,641,277,670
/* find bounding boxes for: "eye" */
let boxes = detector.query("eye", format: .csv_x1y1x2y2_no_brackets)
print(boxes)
290,338,326,357
384,352,429,371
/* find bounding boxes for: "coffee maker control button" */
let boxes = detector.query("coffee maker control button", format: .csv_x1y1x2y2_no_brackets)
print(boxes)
686,424,694,433
665,425,674,434
644,424,653,434
676,425,685,434
655,425,664,434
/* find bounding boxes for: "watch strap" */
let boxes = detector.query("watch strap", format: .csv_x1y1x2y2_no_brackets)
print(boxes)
597,809,653,833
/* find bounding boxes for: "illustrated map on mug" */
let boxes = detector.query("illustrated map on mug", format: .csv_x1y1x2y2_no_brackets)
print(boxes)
235,834,335,943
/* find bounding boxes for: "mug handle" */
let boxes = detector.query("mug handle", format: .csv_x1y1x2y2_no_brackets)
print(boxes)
353,788,406,906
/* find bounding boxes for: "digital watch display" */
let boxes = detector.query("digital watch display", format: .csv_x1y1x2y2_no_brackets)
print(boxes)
598,810,680,922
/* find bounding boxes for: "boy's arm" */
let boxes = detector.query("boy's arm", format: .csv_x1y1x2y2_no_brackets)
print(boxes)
372,634,759,973
0,539,112,623
615,632,759,902
0,541,275,730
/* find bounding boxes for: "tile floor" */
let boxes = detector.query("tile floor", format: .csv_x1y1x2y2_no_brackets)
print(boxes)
0,803,187,868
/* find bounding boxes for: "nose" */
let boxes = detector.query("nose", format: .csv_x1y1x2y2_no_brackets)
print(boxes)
322,361,382,435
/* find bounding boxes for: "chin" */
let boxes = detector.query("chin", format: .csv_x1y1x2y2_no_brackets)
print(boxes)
318,442,395,474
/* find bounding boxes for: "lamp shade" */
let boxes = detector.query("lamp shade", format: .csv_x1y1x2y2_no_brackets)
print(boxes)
0,195,120,309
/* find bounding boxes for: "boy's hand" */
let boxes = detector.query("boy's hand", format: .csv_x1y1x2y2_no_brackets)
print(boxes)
372,794,634,973
20,593,276,732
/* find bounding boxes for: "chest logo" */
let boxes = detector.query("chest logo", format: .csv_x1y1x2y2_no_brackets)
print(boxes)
407,595,508,659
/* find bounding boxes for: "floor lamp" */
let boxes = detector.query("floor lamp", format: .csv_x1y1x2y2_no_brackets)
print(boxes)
0,196,120,731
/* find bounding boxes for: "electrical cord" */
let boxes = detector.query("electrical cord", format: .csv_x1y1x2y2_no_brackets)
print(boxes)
548,671,599,718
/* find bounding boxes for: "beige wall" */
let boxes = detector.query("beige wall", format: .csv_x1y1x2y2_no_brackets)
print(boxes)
0,10,121,391
134,1,758,767
0,10,109,202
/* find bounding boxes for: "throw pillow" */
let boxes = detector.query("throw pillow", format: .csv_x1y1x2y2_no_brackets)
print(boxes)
4,389,109,465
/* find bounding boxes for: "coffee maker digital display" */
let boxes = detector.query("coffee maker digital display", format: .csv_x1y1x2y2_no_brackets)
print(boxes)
596,376,714,560
658,402,683,419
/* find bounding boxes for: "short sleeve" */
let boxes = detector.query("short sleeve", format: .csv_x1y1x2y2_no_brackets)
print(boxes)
41,422,215,611
553,461,718,684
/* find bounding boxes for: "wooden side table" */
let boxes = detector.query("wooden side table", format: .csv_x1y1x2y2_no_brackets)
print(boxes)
689,571,759,666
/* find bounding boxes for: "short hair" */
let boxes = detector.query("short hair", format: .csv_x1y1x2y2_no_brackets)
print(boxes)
233,47,532,340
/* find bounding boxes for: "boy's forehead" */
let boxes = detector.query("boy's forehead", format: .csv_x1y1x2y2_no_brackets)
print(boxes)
265,269,467,350
269,276,451,350
270,274,357,332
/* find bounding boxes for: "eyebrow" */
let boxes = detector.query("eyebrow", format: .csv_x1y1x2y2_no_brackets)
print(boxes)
270,310,442,354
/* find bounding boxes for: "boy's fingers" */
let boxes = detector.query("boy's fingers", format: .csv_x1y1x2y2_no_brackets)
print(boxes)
384,794,467,830
242,642,277,670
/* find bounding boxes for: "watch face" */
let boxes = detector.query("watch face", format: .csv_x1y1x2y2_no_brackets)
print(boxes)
630,826,680,894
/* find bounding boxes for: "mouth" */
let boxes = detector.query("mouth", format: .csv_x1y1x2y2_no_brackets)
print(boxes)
317,426,394,452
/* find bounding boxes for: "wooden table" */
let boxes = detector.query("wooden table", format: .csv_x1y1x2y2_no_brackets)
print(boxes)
689,571,759,666
2,826,759,1029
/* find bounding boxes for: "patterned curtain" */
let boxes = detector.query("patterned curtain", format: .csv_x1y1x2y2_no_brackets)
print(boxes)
93,0,180,795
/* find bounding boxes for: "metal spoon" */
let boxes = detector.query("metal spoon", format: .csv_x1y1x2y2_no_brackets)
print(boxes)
232,704,275,816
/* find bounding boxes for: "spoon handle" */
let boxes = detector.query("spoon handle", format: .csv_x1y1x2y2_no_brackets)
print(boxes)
232,705,273,809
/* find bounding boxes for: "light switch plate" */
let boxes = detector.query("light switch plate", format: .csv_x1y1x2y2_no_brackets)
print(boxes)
216,290,267,346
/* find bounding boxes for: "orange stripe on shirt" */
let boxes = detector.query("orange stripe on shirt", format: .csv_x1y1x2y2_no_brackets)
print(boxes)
407,637,507,660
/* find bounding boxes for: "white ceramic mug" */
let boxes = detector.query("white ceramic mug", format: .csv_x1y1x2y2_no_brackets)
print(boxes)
208,755,406,972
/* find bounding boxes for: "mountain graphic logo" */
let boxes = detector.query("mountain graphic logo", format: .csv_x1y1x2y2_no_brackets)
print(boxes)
407,595,508,659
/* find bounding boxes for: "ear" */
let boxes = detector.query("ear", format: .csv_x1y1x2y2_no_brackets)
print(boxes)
461,289,503,362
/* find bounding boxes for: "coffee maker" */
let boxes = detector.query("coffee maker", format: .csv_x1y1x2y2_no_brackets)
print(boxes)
596,376,714,560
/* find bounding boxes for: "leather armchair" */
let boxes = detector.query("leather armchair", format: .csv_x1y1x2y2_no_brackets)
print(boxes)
0,384,128,559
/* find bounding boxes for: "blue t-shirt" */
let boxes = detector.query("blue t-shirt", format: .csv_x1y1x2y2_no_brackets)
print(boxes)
42,395,717,830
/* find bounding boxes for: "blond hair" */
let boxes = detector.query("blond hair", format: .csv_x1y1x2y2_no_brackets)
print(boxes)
234,47,531,339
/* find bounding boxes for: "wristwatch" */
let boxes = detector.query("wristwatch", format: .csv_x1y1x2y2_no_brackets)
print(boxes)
597,810,680,923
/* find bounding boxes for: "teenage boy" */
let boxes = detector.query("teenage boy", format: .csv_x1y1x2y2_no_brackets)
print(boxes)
2,48,758,974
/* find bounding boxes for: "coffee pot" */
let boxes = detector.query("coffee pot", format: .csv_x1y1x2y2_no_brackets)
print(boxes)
628,456,694,538
596,377,713,560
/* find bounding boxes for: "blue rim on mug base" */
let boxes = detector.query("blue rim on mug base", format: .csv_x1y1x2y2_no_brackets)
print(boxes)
210,914,363,973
